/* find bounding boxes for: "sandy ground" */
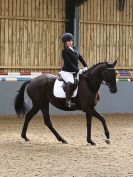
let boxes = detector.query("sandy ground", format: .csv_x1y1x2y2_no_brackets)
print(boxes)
0,114,133,177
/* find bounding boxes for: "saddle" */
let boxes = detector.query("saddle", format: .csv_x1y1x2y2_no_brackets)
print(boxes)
57,73,78,92
53,73,78,98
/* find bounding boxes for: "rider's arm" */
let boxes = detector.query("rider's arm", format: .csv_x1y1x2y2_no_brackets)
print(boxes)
73,46,88,68
78,54,88,68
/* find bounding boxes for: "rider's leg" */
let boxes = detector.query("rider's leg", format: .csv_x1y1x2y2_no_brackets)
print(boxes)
60,71,76,108
65,82,75,108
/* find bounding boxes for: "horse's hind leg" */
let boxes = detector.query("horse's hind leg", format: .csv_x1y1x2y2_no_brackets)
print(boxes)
41,107,68,144
21,105,39,141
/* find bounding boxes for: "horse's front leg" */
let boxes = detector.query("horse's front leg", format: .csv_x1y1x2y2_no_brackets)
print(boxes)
90,108,110,144
86,113,96,145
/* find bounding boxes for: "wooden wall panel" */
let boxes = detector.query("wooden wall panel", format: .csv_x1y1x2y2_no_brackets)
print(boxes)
80,0,133,69
0,0,65,72
1,0,132,72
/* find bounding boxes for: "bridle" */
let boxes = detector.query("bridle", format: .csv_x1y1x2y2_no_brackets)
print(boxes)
82,65,117,87
102,67,116,86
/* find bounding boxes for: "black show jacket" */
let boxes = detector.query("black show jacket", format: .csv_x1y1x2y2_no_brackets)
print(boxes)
61,47,87,73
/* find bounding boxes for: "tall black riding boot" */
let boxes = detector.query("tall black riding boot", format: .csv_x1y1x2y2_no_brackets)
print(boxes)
65,82,75,108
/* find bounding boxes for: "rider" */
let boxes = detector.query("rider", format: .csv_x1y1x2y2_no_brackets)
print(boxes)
60,33,88,108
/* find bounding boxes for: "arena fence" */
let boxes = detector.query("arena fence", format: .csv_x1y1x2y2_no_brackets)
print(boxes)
0,70,133,82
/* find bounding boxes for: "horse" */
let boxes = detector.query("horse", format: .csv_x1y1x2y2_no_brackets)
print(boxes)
14,60,117,145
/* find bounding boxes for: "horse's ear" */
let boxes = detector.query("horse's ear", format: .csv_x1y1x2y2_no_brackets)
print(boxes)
113,59,117,66
113,60,117,66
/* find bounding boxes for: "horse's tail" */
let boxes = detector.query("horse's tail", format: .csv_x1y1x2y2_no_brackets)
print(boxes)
14,81,30,117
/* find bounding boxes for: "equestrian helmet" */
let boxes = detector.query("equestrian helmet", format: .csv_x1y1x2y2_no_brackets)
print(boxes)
62,33,74,43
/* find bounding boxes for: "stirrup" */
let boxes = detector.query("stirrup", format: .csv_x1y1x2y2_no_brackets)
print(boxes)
66,100,75,108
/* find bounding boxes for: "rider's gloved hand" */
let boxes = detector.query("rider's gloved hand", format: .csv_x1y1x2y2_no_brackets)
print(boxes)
78,69,83,74
82,67,88,72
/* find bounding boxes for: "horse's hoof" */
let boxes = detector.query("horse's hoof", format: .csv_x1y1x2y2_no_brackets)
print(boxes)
105,139,110,144
21,135,30,142
62,140,68,144
90,141,96,146
88,141,96,146
25,138,30,142
91,141,96,146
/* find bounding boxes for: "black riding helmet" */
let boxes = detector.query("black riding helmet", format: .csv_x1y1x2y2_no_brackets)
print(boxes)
62,33,74,43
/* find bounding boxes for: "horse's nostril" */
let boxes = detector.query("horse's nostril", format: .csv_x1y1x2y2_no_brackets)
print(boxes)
113,89,117,93
110,87,117,93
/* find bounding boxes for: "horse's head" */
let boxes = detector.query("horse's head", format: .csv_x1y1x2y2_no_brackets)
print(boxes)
101,60,117,93
83,60,118,94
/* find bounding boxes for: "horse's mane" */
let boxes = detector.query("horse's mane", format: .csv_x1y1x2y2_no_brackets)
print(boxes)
90,62,107,70
84,62,107,77
83,61,116,78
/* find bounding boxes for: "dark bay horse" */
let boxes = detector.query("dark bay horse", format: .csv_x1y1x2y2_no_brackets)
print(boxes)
15,61,117,145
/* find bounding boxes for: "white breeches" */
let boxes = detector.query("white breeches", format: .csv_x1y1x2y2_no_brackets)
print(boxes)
60,71,75,84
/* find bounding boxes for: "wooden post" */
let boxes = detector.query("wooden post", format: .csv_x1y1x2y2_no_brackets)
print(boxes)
74,5,80,50
119,0,125,11
65,0,74,34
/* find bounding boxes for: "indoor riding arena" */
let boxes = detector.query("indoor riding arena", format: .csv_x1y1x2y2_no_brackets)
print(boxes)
0,0,133,177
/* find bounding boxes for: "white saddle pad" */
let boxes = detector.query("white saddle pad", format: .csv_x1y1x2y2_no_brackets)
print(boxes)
53,79,78,98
